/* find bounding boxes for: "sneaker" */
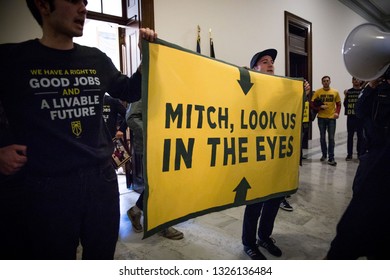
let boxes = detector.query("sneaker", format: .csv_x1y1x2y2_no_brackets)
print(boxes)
127,206,143,233
327,158,337,166
320,156,327,161
244,246,267,260
159,227,184,240
345,155,352,161
257,238,282,257
280,199,293,211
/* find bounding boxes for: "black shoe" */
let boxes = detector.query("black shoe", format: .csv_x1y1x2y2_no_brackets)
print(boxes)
257,238,282,257
244,246,267,260
327,158,337,166
320,156,326,162
280,199,293,211
345,155,352,161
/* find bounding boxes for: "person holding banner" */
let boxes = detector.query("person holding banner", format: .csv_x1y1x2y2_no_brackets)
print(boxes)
0,0,157,259
343,77,365,160
242,49,311,260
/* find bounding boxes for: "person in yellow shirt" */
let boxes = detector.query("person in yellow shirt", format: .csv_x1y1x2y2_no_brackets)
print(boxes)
311,76,341,166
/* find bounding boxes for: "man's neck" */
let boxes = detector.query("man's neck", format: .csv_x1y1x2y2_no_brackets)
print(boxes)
40,33,74,50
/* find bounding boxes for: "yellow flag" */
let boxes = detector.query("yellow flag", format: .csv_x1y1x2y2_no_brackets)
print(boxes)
142,39,304,237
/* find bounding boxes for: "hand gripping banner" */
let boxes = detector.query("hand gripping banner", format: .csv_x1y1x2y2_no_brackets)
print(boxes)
141,39,304,238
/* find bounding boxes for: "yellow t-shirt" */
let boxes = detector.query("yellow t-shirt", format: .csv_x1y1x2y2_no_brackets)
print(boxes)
303,100,309,123
311,88,341,119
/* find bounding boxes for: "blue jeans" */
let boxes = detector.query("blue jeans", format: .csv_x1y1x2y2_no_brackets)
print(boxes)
25,161,120,259
318,118,336,159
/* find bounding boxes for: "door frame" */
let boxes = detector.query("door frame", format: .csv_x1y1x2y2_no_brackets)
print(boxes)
284,11,312,86
284,11,313,144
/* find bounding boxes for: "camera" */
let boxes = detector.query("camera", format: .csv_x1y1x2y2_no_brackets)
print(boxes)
313,97,324,108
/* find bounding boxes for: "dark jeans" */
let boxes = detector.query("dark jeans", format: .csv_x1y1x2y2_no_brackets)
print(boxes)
25,161,120,260
318,118,336,159
0,174,30,260
134,151,145,210
327,146,390,259
132,153,144,193
346,116,365,157
242,197,282,247
136,190,144,210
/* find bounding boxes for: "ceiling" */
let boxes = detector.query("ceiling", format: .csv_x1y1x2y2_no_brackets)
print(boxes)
339,0,390,31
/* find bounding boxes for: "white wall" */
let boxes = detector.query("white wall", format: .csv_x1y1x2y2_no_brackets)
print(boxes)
0,0,368,144
154,0,368,144
0,0,42,43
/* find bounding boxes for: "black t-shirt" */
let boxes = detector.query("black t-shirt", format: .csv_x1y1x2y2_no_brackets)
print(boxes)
0,39,141,175
103,95,127,138
343,87,361,116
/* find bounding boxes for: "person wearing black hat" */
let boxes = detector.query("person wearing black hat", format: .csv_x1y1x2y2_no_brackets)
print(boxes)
252,49,295,213
242,49,311,260
249,49,277,71
242,49,282,260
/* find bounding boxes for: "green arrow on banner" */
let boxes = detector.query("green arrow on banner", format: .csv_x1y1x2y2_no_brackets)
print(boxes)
233,177,252,205
237,67,254,95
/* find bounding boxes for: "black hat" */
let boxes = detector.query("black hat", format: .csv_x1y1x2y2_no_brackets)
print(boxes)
250,49,277,69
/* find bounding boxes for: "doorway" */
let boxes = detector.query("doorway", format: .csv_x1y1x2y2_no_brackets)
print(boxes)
284,11,312,149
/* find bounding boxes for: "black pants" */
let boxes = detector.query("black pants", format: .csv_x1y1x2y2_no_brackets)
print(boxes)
136,190,144,210
327,146,390,259
25,161,120,260
0,174,30,260
346,116,365,157
242,197,282,247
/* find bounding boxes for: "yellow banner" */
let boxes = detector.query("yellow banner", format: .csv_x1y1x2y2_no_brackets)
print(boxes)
142,39,304,237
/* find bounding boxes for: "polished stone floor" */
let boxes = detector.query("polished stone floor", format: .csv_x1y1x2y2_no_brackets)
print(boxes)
113,137,358,260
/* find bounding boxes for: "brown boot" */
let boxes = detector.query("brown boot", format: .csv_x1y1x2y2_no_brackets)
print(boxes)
159,227,184,240
127,206,142,233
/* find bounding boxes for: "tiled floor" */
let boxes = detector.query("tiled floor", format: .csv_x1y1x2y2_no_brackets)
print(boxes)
114,138,357,260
